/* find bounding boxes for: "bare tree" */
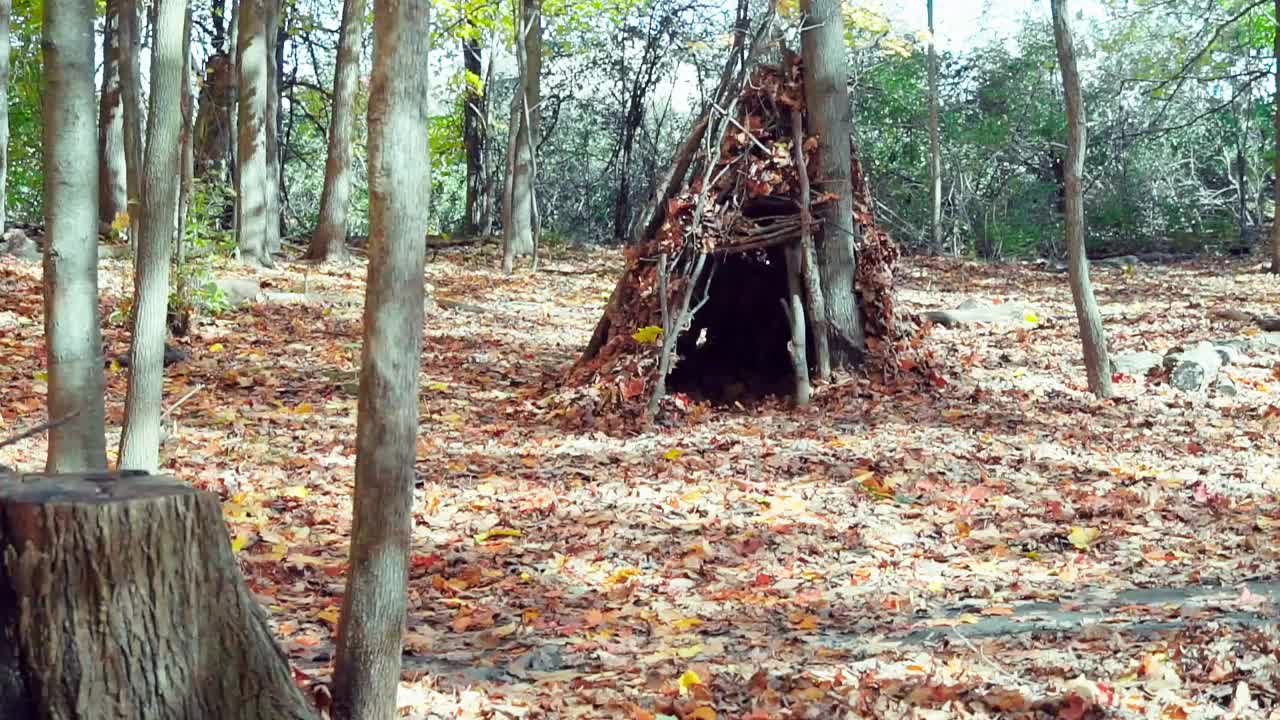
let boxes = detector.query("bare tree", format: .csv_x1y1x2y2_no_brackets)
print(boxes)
264,0,283,254
97,0,127,227
1051,0,1113,398
927,0,942,254
118,0,187,471
236,0,274,267
119,0,143,245
307,0,367,263
330,0,431,716
799,0,864,366
41,0,107,471
501,0,541,274
462,16,487,236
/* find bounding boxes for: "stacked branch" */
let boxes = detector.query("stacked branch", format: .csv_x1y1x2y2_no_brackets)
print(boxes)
568,52,935,429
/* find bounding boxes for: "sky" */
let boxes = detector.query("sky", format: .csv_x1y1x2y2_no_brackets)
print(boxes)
888,0,1108,49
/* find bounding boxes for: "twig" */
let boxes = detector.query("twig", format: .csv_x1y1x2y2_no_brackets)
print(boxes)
161,384,205,420
0,409,83,450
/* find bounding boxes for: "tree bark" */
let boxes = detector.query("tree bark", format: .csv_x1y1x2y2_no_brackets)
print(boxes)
307,0,366,263
799,0,864,366
193,52,236,182
119,0,143,247
927,0,942,254
0,0,8,232
1271,0,1280,271
1051,0,1113,399
41,0,107,472
97,0,127,227
118,0,186,472
0,473,318,719
330,0,431,716
236,0,274,267
264,0,283,254
462,21,486,237
177,6,194,261
501,0,541,274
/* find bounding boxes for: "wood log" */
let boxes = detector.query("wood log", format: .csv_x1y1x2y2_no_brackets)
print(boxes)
0,472,317,720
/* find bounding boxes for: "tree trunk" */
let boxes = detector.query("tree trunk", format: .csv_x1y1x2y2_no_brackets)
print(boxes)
97,0,127,227
1051,0,1113,399
264,0,283,254
501,0,540,274
330,0,431,716
41,0,107,472
926,0,942,254
799,0,864,366
0,473,318,719
119,0,143,247
307,0,366,263
462,23,486,237
177,6,194,261
236,0,273,267
1271,0,1280,271
118,0,186,472
193,53,236,182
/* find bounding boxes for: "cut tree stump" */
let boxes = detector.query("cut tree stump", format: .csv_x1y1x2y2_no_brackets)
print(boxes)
0,472,317,720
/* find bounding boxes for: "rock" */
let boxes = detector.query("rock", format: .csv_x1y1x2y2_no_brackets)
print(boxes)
0,229,39,262
1110,350,1163,377
112,344,189,368
215,277,263,307
1163,341,1223,393
923,299,1041,328
1093,255,1140,269
1215,376,1238,397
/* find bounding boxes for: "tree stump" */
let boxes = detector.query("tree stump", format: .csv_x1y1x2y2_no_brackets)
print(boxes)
0,472,317,720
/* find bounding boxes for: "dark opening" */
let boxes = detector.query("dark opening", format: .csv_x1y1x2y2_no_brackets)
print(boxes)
668,246,800,404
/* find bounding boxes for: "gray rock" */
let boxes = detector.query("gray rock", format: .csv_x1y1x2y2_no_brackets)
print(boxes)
1094,255,1140,269
214,277,263,307
0,229,39,262
1110,350,1163,377
1215,376,1238,397
1164,341,1223,393
923,299,1041,328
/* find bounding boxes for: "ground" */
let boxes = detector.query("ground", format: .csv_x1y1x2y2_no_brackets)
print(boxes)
2,247,1280,719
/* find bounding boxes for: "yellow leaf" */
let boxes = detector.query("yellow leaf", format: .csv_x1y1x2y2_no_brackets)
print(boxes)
688,707,716,720
292,402,314,415
209,343,224,352
632,325,663,344
33,370,48,382
230,534,250,553
474,527,522,542
282,485,310,498
663,448,684,461
678,669,702,694
110,211,130,232
427,381,449,391
317,607,341,624
1068,526,1101,550
675,643,703,659
606,567,641,585
1023,311,1040,325
671,617,703,631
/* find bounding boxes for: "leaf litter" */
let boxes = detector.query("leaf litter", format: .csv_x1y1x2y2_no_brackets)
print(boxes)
2,248,1280,718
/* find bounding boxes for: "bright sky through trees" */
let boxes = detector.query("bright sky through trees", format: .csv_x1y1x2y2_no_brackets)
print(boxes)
890,0,1107,49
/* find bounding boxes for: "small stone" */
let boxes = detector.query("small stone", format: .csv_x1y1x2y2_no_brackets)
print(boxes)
1110,351,1163,378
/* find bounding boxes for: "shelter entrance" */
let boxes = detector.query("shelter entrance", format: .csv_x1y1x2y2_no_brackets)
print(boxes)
667,247,802,404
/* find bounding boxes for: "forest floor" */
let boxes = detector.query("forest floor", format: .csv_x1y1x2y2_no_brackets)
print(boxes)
3,246,1280,719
